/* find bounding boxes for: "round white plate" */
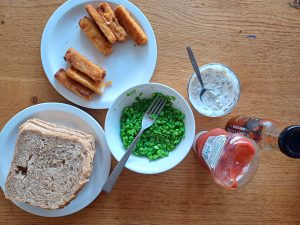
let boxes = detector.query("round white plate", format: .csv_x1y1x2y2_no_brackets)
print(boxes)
41,0,157,109
0,103,111,217
105,83,196,174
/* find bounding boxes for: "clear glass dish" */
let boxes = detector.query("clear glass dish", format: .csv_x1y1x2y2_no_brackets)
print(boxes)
187,63,241,117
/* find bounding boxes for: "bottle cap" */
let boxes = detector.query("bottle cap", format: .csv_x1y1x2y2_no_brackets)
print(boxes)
193,131,208,153
278,125,300,158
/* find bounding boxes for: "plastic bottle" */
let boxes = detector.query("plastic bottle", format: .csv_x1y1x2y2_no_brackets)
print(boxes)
225,116,300,158
193,128,259,190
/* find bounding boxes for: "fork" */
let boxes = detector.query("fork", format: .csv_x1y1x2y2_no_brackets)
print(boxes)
102,96,166,193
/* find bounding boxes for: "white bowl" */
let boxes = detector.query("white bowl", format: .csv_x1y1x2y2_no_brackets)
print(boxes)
105,83,195,174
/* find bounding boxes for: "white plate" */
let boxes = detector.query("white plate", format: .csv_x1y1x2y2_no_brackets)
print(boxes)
0,103,111,217
105,83,196,174
41,0,157,109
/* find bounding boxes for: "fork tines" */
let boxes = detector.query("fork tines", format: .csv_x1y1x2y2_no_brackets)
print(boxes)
146,97,166,116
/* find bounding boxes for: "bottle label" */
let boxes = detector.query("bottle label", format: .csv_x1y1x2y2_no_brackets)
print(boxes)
202,135,227,169
226,117,263,143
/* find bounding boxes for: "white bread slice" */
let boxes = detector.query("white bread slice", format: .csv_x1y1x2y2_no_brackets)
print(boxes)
4,118,96,209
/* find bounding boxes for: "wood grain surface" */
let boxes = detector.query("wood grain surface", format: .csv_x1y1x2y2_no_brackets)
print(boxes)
0,0,300,224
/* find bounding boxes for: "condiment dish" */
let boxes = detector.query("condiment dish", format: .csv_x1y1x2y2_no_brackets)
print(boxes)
187,63,240,117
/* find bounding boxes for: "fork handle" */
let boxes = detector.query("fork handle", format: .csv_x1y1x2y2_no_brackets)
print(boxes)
102,129,144,193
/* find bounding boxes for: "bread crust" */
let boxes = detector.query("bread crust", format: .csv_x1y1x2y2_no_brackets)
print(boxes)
86,4,117,44
64,48,106,82
5,119,96,210
96,3,127,42
115,5,148,45
79,16,113,56
54,68,95,100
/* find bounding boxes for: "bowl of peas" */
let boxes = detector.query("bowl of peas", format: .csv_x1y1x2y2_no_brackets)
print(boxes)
105,83,195,174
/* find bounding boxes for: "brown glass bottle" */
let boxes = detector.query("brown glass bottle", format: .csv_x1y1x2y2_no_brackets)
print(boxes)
225,116,300,158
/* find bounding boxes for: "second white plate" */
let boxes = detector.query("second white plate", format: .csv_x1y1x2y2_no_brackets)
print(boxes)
41,0,157,109
0,103,111,217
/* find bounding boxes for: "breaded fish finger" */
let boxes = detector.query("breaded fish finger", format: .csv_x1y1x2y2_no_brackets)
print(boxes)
54,68,95,100
115,5,148,45
64,48,105,82
66,67,102,94
86,4,116,44
96,2,127,42
79,16,113,56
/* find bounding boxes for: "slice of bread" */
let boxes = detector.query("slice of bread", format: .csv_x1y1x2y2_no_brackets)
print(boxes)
5,118,96,210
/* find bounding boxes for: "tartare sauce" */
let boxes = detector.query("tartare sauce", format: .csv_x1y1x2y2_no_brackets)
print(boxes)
188,63,240,117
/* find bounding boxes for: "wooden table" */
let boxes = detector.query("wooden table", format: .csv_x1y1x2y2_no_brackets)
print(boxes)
0,0,300,224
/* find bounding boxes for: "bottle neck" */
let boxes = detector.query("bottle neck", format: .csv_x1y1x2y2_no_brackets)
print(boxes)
258,120,282,151
226,116,283,151
226,116,300,158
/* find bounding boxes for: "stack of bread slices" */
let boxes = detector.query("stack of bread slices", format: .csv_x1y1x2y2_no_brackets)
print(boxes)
5,118,96,209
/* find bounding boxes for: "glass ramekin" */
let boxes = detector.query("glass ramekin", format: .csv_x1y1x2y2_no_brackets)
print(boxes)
187,63,241,117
